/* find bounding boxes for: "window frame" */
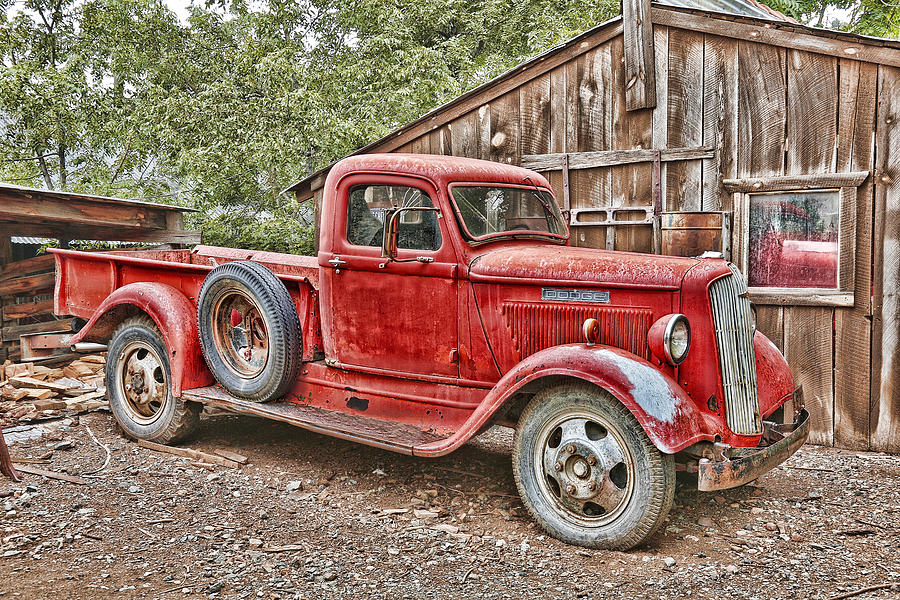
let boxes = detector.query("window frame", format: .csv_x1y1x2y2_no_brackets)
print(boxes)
344,182,443,253
728,171,868,308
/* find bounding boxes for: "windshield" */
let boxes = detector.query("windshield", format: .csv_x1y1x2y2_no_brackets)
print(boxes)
449,185,567,242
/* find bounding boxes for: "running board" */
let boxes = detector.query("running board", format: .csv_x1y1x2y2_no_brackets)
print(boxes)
181,385,447,455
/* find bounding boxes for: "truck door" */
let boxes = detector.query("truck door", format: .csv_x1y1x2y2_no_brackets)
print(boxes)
319,174,459,378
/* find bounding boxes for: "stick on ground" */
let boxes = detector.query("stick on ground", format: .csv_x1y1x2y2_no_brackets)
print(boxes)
137,439,240,467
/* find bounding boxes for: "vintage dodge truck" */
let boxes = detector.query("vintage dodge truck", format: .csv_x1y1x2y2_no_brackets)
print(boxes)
51,154,809,550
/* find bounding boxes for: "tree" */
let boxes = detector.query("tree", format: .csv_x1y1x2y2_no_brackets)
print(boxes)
760,0,900,36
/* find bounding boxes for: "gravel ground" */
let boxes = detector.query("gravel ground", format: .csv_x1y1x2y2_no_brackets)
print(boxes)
0,411,898,600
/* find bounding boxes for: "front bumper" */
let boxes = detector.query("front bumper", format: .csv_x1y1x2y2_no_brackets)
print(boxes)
697,406,810,492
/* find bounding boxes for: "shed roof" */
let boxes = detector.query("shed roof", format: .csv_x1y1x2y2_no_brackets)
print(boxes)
657,0,791,21
0,182,200,244
0,182,194,213
285,4,900,201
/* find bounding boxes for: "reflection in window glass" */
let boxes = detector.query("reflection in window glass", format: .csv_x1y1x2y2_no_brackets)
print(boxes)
748,191,839,289
346,185,441,251
450,186,565,241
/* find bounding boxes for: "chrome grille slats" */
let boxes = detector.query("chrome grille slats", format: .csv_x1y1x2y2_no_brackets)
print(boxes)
709,264,762,435
501,302,652,361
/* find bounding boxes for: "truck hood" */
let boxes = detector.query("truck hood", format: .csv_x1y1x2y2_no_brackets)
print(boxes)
467,245,700,290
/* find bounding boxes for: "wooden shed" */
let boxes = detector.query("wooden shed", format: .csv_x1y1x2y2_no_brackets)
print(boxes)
0,183,199,363
289,1,900,453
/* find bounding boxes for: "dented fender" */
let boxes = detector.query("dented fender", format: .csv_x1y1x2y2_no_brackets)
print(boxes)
416,344,718,457
69,282,213,396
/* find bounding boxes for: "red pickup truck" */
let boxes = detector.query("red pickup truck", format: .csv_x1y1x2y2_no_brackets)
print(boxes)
51,154,808,550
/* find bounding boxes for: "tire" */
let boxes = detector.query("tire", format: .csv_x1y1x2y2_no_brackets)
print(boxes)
197,260,301,402
512,383,675,550
106,316,200,443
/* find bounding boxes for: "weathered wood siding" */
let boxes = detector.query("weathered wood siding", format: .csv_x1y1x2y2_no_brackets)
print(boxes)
386,22,897,452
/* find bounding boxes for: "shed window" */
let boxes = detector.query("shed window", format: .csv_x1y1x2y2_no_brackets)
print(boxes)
726,170,868,308
747,190,839,289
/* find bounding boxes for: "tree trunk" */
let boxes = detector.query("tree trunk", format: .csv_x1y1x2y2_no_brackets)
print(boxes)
58,142,67,190
36,149,52,189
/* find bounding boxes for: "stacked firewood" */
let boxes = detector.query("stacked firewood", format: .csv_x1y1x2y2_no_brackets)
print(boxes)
0,356,107,426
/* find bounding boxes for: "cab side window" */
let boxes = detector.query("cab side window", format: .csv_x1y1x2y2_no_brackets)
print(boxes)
346,185,442,251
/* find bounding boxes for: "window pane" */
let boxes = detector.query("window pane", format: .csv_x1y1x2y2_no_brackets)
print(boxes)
450,186,565,241
347,185,441,251
748,191,839,289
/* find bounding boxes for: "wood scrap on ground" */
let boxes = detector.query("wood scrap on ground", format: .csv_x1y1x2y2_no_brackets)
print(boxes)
137,440,241,468
213,449,248,464
13,464,87,485
0,354,108,428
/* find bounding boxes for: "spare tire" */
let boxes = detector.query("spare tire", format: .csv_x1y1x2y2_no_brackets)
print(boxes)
197,261,301,402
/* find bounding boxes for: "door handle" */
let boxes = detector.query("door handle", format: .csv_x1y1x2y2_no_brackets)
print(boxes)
328,256,347,268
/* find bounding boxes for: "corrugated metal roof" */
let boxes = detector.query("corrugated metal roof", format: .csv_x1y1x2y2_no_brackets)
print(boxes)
10,237,49,245
657,0,791,21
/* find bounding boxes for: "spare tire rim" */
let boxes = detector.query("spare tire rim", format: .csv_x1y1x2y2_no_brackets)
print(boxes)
211,288,270,379
533,410,636,527
116,340,168,426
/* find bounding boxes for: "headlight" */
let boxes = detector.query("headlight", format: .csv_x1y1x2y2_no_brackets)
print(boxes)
648,314,691,365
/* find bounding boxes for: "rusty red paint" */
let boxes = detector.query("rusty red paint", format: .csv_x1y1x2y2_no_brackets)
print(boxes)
51,153,801,475
66,282,214,396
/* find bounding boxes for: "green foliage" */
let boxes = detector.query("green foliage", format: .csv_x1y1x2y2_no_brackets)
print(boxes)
194,209,316,256
759,0,900,35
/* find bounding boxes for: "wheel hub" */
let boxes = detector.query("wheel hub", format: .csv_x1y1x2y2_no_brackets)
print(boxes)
116,341,168,424
536,414,636,526
571,457,589,479
212,290,269,379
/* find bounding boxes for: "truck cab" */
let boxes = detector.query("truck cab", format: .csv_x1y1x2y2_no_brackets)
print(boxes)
52,153,809,550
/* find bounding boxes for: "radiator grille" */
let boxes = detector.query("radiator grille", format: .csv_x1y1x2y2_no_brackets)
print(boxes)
709,265,762,435
501,302,652,360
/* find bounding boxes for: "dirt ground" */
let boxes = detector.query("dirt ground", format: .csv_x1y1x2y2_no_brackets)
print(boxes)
0,410,897,600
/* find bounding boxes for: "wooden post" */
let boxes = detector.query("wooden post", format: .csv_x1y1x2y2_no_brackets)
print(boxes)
622,0,657,111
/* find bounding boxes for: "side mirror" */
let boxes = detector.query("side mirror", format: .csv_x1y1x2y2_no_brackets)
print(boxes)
380,206,441,267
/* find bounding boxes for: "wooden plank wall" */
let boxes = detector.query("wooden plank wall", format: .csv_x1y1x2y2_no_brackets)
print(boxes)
872,66,900,452
391,25,897,451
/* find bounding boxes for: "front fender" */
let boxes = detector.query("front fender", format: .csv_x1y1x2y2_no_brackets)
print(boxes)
754,331,795,418
69,282,213,396
416,344,718,457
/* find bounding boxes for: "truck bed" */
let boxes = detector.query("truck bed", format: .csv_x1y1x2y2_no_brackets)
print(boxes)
51,244,322,358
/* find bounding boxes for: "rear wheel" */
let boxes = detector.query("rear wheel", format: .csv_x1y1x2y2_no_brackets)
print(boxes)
513,383,675,550
197,261,301,402
106,317,200,443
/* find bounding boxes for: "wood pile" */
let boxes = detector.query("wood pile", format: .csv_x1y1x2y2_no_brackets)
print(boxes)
0,355,107,426
0,253,64,363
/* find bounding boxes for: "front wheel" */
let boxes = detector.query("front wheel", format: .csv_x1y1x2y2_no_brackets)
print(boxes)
106,316,200,443
512,383,675,550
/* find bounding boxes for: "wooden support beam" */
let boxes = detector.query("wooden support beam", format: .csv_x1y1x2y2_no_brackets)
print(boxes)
0,272,54,298
651,6,900,69
0,222,201,245
0,254,54,282
2,299,54,320
0,190,168,231
1,318,74,343
521,146,714,172
723,171,869,192
622,0,657,111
